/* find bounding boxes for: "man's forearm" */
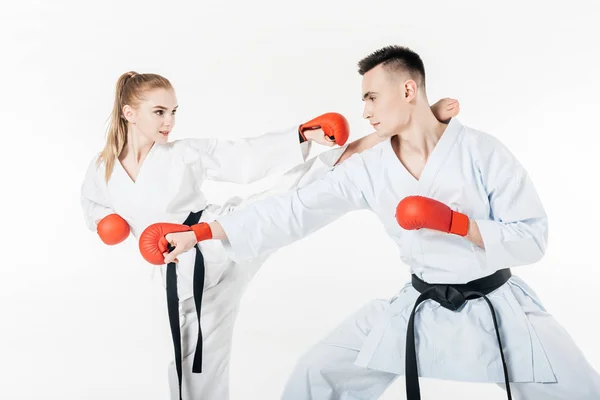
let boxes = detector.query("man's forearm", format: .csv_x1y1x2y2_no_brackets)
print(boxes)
466,220,485,248
209,221,227,241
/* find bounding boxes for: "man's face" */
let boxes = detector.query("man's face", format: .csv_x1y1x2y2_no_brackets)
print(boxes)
361,64,413,138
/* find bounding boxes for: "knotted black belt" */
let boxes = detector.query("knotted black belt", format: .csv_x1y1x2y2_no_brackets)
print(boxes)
406,268,513,400
166,210,205,400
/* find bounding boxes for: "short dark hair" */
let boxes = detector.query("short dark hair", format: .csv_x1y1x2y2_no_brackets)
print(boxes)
358,45,426,88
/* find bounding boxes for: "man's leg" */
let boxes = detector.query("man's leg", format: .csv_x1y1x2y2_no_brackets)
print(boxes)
497,309,600,399
282,299,398,400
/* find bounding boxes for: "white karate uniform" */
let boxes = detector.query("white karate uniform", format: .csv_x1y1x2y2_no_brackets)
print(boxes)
80,126,349,400
217,118,600,399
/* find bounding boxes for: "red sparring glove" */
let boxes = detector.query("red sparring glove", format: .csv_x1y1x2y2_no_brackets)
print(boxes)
97,214,130,245
138,222,213,265
299,112,350,146
395,196,469,236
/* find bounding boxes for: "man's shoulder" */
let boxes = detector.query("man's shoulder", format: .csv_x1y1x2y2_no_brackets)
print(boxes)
345,138,387,167
456,120,508,155
456,120,525,174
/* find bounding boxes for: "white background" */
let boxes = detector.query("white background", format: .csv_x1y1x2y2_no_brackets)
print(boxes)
1,0,599,399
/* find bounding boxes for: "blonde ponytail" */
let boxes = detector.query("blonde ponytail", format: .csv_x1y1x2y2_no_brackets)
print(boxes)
97,71,173,182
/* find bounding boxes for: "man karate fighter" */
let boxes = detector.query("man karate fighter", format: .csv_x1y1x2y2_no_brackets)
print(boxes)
139,46,600,399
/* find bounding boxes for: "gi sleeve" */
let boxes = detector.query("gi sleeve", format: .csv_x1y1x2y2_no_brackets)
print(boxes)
217,153,369,263
474,135,549,271
80,155,114,232
185,125,312,184
240,145,348,205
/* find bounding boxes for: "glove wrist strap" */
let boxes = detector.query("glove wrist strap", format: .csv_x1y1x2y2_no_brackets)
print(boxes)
449,211,469,236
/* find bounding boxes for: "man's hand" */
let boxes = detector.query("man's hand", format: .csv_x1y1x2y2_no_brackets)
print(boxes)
163,231,199,264
395,196,485,248
395,196,469,236
138,222,213,265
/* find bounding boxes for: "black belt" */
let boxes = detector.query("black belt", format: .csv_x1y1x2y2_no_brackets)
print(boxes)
406,268,513,400
166,210,205,400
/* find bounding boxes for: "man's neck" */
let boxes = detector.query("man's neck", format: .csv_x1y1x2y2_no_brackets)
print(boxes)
396,105,447,158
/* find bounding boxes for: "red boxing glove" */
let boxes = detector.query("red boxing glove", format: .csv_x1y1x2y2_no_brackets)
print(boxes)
299,112,350,146
395,196,469,236
138,222,213,265
97,214,130,245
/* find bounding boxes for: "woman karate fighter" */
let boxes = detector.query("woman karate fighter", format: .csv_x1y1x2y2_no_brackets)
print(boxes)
80,71,459,399
143,46,600,400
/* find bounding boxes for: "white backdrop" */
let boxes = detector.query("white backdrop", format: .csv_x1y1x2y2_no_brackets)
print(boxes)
1,0,599,399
